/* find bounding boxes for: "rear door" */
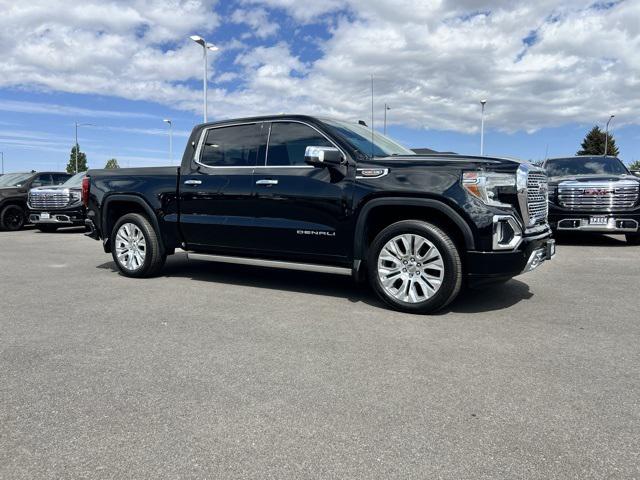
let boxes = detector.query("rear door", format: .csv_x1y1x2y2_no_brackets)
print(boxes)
252,120,352,261
179,122,266,251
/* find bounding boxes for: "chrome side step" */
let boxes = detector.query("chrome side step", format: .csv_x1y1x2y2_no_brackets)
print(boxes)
186,252,352,276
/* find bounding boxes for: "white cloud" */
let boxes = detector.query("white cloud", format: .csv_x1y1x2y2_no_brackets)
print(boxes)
231,7,280,38
0,0,639,136
0,99,158,119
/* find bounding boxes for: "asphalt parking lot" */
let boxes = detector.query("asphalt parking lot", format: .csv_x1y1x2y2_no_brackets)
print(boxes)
1,228,639,479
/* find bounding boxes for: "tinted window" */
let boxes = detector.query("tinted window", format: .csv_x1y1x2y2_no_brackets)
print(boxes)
52,174,71,185
545,157,629,177
200,124,263,167
266,122,333,166
33,174,53,186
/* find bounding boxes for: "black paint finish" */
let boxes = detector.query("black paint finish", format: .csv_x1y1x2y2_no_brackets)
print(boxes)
85,114,550,280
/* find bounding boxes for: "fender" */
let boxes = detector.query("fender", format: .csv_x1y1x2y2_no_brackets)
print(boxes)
353,197,476,261
101,194,166,254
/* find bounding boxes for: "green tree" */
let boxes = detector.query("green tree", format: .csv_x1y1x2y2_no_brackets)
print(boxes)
576,125,619,157
66,145,88,173
628,160,640,171
104,158,120,169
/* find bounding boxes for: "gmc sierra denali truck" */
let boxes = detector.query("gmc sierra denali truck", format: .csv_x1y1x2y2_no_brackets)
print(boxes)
28,172,87,232
543,156,640,245
84,115,555,314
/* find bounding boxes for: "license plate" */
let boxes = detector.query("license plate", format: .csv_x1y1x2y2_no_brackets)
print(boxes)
589,216,608,225
40,212,50,220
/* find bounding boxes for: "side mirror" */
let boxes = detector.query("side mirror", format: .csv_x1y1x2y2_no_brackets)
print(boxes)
304,146,344,167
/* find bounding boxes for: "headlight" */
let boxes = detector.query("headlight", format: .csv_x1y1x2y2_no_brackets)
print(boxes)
462,171,516,207
70,191,81,203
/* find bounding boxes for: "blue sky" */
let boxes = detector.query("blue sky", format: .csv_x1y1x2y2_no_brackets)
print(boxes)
1,0,639,173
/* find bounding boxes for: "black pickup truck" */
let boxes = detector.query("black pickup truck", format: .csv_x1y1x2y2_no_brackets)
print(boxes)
28,172,87,232
84,115,555,314
543,156,640,244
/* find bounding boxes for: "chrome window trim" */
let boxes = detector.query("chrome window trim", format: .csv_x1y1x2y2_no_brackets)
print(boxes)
193,119,347,170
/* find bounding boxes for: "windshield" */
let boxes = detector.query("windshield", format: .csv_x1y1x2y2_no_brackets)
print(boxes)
545,157,629,177
0,172,32,188
63,172,85,187
322,119,415,157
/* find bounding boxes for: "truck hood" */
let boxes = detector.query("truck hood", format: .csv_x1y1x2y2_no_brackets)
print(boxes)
30,185,80,194
376,154,525,169
548,174,640,186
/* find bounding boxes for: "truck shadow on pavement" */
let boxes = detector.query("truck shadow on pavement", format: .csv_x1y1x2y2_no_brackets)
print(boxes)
98,253,534,315
553,232,629,247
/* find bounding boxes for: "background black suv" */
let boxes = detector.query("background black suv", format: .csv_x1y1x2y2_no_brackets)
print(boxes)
0,171,72,231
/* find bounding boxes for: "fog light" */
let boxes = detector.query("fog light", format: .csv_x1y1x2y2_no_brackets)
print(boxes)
493,215,523,250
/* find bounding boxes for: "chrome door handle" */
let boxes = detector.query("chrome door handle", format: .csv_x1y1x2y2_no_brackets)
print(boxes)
256,179,278,186
184,179,202,185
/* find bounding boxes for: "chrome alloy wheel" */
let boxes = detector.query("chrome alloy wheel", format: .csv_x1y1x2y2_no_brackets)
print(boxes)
377,233,445,303
115,223,147,272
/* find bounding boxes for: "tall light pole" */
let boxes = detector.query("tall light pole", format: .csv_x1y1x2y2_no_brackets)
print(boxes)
604,114,615,156
480,99,487,156
383,104,391,135
163,119,173,164
1,151,3,175
75,122,93,173
190,35,219,123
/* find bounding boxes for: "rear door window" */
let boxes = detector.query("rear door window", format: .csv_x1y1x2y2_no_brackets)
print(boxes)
199,123,263,168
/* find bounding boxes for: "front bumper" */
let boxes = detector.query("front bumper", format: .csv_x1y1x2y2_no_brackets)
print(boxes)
549,211,640,233
29,208,85,225
465,234,555,285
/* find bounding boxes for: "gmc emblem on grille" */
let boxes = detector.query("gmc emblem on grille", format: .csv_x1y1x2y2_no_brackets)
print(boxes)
583,188,613,196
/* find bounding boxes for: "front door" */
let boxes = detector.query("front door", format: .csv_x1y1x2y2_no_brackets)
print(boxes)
179,122,266,252
252,121,352,262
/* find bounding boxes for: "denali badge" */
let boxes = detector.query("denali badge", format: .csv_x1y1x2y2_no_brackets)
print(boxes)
297,230,336,237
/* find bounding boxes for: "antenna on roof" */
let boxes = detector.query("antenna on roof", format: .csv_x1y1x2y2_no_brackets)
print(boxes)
358,120,368,127
371,74,375,159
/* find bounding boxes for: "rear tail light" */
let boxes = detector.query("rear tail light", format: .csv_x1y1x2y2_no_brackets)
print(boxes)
81,176,90,207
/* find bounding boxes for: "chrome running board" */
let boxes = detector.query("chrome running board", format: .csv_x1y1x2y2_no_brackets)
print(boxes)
186,252,352,276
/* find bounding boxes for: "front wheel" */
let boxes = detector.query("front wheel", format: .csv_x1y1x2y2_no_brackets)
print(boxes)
367,220,462,314
626,232,640,245
111,213,166,277
0,205,26,231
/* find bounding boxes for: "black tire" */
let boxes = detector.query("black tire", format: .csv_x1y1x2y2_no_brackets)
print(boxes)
0,204,26,231
37,225,58,233
626,233,640,245
367,220,462,314
110,213,166,278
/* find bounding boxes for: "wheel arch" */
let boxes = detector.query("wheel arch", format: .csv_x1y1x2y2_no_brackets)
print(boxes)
353,197,476,263
102,195,165,254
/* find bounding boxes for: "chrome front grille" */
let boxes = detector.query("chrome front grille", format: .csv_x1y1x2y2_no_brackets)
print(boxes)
29,192,71,209
557,180,639,211
526,171,549,225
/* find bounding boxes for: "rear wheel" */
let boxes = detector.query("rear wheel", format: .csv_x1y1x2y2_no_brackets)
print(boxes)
0,205,26,231
626,232,640,245
111,213,166,277
368,220,462,314
37,225,58,233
